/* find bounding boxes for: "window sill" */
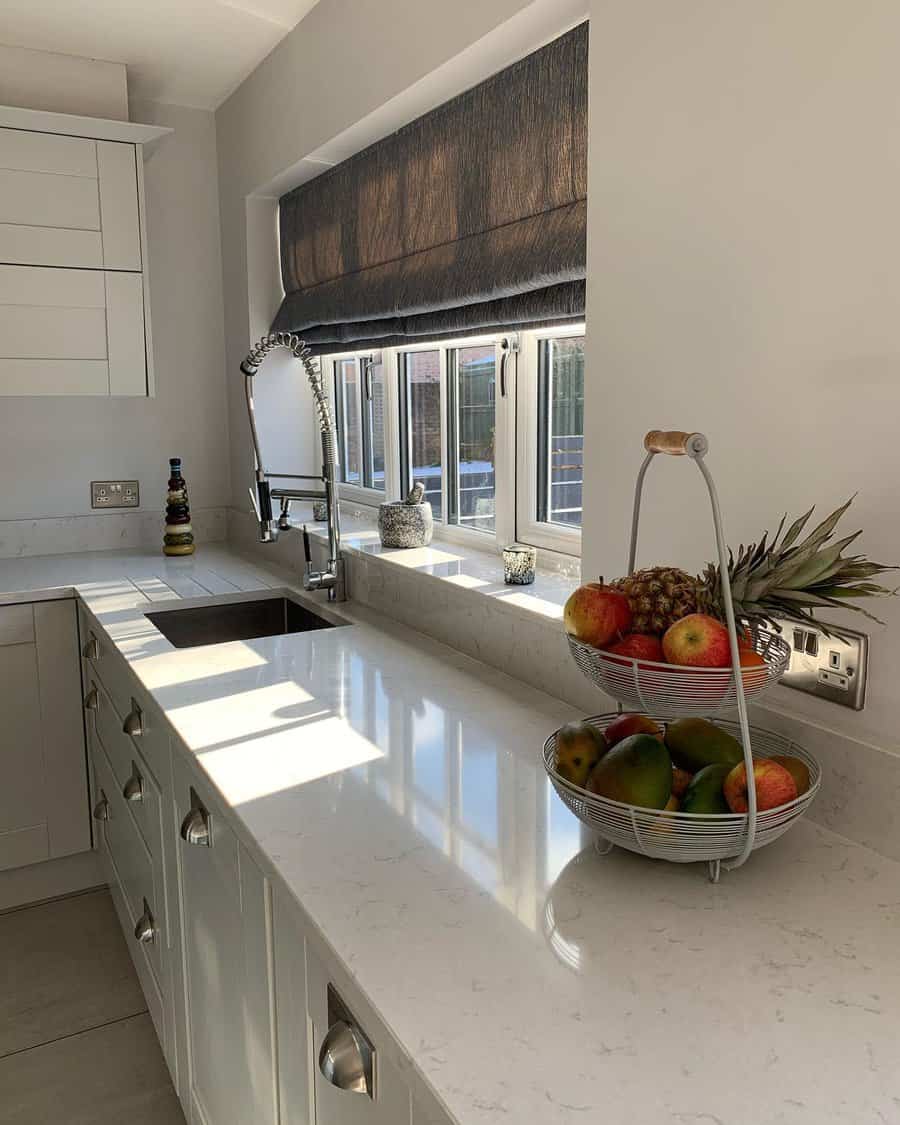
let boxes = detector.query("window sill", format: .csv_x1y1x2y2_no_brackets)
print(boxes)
294,502,581,631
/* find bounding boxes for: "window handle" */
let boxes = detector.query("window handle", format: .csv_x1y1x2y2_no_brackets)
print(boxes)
499,335,519,398
363,353,380,402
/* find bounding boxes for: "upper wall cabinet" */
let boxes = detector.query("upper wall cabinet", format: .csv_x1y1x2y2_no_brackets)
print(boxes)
0,124,155,397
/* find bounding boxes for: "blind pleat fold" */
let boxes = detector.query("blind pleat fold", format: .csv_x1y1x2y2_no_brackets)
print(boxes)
273,22,588,353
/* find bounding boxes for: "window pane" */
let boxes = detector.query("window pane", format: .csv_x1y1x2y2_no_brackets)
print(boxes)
541,337,584,527
403,351,443,520
335,358,362,484
363,359,385,492
450,345,495,532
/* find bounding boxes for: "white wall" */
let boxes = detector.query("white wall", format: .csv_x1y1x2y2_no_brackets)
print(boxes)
0,44,128,119
215,0,586,514
0,100,231,524
583,0,900,751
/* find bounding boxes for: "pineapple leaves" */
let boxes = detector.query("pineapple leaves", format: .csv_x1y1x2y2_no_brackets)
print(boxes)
703,495,897,629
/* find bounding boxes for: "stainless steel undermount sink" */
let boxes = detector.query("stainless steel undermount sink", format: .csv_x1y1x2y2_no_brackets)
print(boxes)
146,595,344,649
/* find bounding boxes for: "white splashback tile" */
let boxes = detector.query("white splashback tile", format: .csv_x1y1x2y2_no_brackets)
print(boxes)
0,507,226,559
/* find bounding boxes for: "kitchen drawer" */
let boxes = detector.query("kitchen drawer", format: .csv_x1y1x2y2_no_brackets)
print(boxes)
107,855,166,1052
93,677,162,864
79,605,137,715
92,741,164,991
0,603,34,646
79,604,169,785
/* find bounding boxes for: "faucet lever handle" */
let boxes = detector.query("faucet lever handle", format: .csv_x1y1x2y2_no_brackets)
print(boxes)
248,486,261,520
302,524,313,570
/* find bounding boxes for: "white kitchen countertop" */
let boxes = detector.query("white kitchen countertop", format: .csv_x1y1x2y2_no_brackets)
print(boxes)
2,545,898,1124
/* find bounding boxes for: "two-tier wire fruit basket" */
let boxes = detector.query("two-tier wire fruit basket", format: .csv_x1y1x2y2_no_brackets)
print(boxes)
544,429,821,881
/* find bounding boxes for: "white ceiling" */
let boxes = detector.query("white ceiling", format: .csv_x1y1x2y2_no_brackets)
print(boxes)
0,0,321,110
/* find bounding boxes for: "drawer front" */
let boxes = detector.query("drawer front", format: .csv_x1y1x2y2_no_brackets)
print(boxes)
0,603,34,646
79,605,136,714
79,604,169,785
93,678,162,864
93,741,164,989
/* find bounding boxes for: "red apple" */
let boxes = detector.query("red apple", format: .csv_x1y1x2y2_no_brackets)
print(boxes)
662,613,732,668
564,581,632,649
604,712,664,749
770,754,811,796
723,759,798,813
605,633,664,664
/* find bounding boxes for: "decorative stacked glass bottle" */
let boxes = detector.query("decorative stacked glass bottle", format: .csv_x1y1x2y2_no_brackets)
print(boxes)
163,458,195,556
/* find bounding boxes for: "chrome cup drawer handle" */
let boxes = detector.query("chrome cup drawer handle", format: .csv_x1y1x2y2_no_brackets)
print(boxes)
180,803,211,847
83,686,99,711
82,636,101,660
122,703,144,737
92,791,109,821
134,899,155,944
318,1020,375,1098
123,766,144,803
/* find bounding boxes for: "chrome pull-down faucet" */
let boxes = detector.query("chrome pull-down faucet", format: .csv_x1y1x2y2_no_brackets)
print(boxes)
240,333,345,602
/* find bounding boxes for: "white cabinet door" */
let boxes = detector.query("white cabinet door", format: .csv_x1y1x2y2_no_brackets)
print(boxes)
273,891,314,1125
0,600,89,872
306,945,412,1125
175,757,277,1125
0,127,150,395
0,264,147,395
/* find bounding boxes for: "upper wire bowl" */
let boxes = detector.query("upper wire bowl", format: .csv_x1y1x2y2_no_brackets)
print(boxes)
567,626,791,717
543,714,821,864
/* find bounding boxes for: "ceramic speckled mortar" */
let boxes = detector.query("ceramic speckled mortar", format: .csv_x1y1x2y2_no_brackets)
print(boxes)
378,482,433,548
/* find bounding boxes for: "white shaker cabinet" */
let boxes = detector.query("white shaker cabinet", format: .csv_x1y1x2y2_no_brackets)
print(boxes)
174,755,278,1125
0,599,89,872
0,125,154,396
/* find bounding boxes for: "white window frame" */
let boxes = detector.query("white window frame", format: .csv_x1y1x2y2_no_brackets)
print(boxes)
321,324,584,558
516,324,585,556
323,349,400,507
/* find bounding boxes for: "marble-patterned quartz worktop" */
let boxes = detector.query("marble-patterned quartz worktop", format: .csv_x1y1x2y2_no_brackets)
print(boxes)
1,546,897,1124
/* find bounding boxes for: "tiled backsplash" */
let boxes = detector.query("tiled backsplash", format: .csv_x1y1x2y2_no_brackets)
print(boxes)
228,504,899,862
0,507,227,559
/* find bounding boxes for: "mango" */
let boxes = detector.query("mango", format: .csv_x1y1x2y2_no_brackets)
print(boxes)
681,763,732,814
586,733,672,809
554,721,607,788
665,717,743,773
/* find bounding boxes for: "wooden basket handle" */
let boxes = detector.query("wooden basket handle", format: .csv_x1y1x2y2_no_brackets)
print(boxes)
644,430,708,457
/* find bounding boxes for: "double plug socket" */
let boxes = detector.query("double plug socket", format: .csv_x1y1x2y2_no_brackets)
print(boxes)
775,618,868,710
91,480,140,509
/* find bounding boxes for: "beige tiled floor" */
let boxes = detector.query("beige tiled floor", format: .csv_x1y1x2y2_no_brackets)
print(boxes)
0,888,184,1125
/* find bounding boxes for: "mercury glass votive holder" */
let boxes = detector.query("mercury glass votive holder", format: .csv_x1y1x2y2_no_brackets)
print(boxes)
503,544,536,585
312,500,328,522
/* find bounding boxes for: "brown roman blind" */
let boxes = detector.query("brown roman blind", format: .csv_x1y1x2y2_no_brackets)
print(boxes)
272,21,587,353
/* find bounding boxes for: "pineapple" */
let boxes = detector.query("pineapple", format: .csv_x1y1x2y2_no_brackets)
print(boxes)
612,567,698,633
615,498,896,635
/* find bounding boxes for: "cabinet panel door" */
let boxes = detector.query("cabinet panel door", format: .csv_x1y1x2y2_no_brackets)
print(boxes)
0,640,47,869
176,757,278,1125
307,947,412,1125
105,270,147,395
273,892,314,1125
97,141,141,271
176,764,248,1125
0,128,97,177
0,223,103,268
0,265,108,362
0,167,100,230
33,600,90,859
